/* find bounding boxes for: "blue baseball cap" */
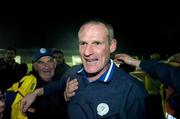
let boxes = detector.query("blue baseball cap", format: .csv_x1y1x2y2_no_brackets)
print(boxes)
32,48,53,62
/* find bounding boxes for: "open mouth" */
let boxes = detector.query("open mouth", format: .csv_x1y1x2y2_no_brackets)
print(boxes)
85,58,98,65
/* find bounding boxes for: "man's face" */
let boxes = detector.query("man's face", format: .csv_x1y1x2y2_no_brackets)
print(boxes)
34,56,56,82
53,53,64,65
4,50,16,62
79,23,116,75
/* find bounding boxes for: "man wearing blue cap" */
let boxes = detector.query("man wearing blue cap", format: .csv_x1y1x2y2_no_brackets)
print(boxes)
5,48,67,119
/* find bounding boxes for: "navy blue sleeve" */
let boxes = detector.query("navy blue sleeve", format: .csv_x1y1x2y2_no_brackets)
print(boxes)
140,60,180,93
126,76,147,119
43,74,68,95
125,86,147,119
43,65,78,95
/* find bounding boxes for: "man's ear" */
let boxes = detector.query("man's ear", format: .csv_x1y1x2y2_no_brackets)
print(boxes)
54,59,57,68
110,39,117,53
33,63,38,71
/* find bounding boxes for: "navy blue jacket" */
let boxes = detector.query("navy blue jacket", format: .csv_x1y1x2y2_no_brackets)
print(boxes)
44,61,148,119
140,60,180,93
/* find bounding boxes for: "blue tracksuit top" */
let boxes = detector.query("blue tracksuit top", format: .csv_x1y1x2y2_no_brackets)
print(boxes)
44,60,148,119
140,60,180,93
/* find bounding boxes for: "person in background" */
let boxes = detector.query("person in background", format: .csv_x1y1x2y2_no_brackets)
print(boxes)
144,53,164,119
164,53,180,119
5,48,67,119
20,19,148,119
0,47,20,93
27,48,67,119
115,53,180,119
52,48,71,80
115,53,180,93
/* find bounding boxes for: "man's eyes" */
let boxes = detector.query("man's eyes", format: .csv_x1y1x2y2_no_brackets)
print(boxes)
37,61,43,64
94,41,101,45
79,42,101,45
79,42,86,45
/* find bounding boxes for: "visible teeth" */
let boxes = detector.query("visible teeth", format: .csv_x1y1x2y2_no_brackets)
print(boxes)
86,59,93,61
86,60,98,65
86,58,97,61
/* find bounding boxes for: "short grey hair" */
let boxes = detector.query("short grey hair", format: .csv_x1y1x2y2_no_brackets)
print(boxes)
78,19,114,42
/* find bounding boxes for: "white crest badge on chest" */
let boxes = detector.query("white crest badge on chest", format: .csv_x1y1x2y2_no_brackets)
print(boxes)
97,103,109,116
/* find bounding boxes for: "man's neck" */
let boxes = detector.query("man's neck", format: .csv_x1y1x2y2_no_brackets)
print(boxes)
87,64,110,82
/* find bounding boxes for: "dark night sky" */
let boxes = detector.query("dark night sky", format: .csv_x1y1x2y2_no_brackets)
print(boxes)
0,4,179,58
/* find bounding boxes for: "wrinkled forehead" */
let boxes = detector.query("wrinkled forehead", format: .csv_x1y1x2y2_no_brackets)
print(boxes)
80,23,108,33
78,23,109,39
37,56,54,62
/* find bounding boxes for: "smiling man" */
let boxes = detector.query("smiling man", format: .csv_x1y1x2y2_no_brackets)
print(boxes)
21,19,148,119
